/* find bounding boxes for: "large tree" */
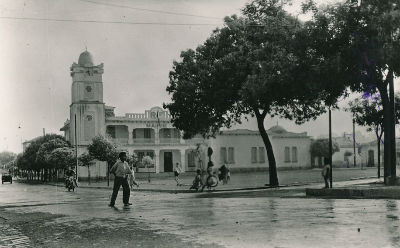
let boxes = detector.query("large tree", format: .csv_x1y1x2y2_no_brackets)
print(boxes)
48,147,75,170
78,153,94,184
36,138,70,169
304,0,400,184
0,151,16,167
87,135,118,186
19,134,67,180
347,93,400,177
164,0,340,186
310,138,340,165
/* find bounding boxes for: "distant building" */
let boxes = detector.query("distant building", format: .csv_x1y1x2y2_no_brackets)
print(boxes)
210,126,312,171
60,51,313,178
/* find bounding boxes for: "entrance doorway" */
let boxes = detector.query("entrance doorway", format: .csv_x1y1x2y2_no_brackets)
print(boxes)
164,152,173,172
368,150,374,167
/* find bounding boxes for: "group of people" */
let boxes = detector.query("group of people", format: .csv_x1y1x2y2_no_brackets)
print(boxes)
107,152,235,206
189,162,230,191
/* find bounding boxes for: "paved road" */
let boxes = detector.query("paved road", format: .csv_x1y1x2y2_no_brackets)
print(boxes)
1,181,400,248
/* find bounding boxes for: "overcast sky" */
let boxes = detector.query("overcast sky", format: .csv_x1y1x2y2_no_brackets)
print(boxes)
0,0,391,153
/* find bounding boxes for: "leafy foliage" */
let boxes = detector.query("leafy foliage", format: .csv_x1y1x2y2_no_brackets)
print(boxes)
16,134,68,171
347,93,400,137
127,153,139,167
78,153,94,168
164,0,344,186
310,139,340,158
0,151,17,166
142,156,154,168
304,0,400,181
48,147,75,170
87,135,118,165
36,138,69,169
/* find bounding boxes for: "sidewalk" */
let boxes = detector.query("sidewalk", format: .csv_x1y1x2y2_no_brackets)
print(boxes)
305,178,400,199
47,172,274,193
41,170,382,195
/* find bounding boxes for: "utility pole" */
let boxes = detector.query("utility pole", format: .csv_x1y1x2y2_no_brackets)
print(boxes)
353,118,357,167
75,114,78,182
329,108,333,188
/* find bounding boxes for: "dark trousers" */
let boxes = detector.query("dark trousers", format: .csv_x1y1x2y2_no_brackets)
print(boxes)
324,176,330,188
110,176,130,205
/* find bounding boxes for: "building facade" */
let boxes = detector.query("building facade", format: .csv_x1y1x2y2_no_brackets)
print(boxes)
60,51,313,178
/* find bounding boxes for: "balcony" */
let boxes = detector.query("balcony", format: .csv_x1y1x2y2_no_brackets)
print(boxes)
110,138,128,144
133,138,155,144
159,138,180,144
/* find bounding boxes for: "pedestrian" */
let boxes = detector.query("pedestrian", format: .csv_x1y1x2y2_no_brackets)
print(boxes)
190,169,203,191
321,158,331,189
109,152,132,207
174,162,182,186
128,165,139,190
201,161,217,191
218,164,229,184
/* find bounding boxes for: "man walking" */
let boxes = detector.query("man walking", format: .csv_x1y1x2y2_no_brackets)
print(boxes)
109,152,132,207
321,158,331,189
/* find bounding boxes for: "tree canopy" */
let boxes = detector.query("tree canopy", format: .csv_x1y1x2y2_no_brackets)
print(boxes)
164,0,344,186
310,139,340,158
36,138,69,169
0,151,16,166
17,134,68,172
48,147,75,170
347,93,400,139
304,0,400,183
87,135,118,165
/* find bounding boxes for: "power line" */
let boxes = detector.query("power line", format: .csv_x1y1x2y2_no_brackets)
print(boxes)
79,0,221,20
0,16,220,26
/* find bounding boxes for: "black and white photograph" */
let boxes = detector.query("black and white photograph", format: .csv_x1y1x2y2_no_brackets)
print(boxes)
1,0,400,247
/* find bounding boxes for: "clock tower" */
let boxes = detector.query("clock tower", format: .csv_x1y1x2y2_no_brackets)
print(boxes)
69,50,105,146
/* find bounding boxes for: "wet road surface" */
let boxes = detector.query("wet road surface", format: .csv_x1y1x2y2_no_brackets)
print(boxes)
1,182,400,247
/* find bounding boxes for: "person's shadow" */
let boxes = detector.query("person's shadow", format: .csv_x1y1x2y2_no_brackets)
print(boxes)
110,205,132,213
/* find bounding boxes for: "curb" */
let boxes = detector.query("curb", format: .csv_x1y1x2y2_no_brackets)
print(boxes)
305,187,400,199
45,183,278,193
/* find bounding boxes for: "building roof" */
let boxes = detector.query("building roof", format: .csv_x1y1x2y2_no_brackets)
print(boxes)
267,125,287,133
219,129,259,135
60,119,70,131
219,126,308,138
78,50,94,66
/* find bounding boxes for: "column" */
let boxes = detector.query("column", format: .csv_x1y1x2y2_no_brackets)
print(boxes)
180,148,186,172
155,128,160,144
128,126,134,145
155,149,160,173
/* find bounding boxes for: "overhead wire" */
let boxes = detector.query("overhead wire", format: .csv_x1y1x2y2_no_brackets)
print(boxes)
78,0,221,20
0,16,220,26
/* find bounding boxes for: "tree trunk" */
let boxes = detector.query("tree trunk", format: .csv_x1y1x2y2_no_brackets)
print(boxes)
255,113,279,187
380,83,396,185
107,162,110,187
88,166,91,185
377,136,381,178
388,72,396,181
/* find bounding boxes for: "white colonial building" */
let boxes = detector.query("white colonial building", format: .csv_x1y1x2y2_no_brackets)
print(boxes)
60,51,313,179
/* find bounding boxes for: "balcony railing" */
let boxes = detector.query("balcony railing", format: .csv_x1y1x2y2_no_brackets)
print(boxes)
159,138,180,144
110,138,128,144
133,138,155,144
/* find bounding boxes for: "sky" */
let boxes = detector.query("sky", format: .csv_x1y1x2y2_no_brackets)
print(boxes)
0,0,392,153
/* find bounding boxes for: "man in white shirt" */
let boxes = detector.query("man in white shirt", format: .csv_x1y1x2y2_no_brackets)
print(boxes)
109,152,132,207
